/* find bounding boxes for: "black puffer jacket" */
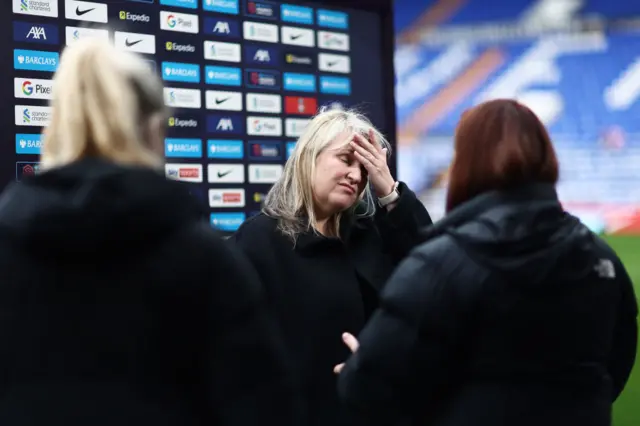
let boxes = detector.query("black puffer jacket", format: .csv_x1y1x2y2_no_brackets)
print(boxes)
338,183,638,426
0,158,301,426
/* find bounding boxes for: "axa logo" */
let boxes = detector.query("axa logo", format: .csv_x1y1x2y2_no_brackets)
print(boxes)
13,21,59,44
255,49,270,61
217,118,234,131
27,26,47,40
213,21,230,33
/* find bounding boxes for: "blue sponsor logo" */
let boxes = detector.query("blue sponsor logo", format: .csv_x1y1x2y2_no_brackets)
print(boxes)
244,45,280,66
207,114,244,134
248,141,283,160
203,17,240,37
165,138,202,158
207,140,244,158
204,0,239,14
13,22,59,45
245,0,277,19
320,76,351,95
205,66,242,86
245,69,281,90
162,62,200,83
283,73,316,93
15,134,42,155
211,212,246,231
286,141,296,159
281,4,313,25
317,9,349,29
160,0,197,8
14,49,58,72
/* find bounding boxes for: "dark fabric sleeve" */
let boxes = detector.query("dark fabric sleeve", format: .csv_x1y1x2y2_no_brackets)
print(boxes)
337,249,475,424
205,239,304,426
374,182,433,262
608,257,639,401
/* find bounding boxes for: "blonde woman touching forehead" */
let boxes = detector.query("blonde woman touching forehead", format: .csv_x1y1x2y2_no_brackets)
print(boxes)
231,107,433,426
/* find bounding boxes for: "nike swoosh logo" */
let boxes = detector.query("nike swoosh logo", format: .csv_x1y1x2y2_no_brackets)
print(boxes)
76,7,95,16
217,170,233,178
216,97,231,104
328,60,340,67
125,39,142,47
290,34,303,40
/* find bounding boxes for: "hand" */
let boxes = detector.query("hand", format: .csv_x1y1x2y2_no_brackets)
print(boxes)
333,332,360,374
350,130,395,198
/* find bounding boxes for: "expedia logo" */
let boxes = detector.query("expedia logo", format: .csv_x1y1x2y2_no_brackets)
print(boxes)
165,41,196,53
168,116,199,128
119,11,151,23
284,51,314,68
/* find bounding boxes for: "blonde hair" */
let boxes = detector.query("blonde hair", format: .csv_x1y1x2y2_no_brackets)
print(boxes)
41,38,166,170
263,106,391,241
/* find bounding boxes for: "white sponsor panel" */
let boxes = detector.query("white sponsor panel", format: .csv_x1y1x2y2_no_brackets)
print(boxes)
160,10,199,34
65,1,108,23
205,90,243,111
65,26,109,46
203,41,241,63
243,21,279,43
247,116,282,136
114,32,156,54
163,87,202,109
248,164,283,184
15,105,52,126
13,0,58,17
246,93,282,114
209,188,246,208
281,26,315,47
318,53,351,74
207,164,245,183
317,31,350,52
14,77,53,100
164,163,203,183
285,118,311,137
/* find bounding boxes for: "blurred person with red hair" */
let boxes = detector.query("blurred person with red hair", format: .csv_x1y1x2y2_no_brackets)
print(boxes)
335,99,638,426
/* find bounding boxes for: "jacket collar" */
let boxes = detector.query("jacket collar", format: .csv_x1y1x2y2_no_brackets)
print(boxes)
421,183,560,241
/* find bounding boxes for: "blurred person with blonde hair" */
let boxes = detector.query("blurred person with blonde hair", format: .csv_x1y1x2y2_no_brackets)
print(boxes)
232,107,432,426
0,39,301,426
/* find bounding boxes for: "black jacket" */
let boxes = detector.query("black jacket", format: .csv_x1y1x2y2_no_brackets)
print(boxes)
0,159,300,426
337,183,638,426
231,182,432,426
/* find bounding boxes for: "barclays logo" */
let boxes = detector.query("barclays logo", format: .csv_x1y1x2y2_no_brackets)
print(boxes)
203,0,239,14
14,49,58,72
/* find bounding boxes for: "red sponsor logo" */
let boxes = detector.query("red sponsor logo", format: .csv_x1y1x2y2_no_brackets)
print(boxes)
223,192,242,203
285,96,317,115
180,168,200,178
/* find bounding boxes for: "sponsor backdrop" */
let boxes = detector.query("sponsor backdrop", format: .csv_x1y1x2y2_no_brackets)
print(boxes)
1,0,396,233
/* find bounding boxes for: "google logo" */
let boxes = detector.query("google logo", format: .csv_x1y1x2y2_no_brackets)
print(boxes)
166,14,176,28
22,81,33,96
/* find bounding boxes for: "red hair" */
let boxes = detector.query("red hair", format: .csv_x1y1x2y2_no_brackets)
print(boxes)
446,99,559,212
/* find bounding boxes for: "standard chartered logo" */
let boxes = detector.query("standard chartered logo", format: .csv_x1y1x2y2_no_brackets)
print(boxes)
119,11,150,23
165,41,195,53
